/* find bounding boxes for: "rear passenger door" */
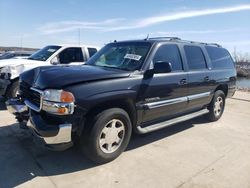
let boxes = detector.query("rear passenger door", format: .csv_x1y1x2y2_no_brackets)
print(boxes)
141,44,188,123
184,45,213,110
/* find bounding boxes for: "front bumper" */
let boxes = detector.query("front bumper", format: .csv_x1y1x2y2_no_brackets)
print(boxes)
6,98,28,114
0,78,11,96
27,112,73,150
6,98,73,150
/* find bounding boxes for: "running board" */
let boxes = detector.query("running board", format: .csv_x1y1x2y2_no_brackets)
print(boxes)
136,109,209,134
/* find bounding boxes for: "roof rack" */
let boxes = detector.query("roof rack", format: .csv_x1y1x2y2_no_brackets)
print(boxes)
179,39,222,47
207,43,222,47
146,36,221,47
146,36,181,41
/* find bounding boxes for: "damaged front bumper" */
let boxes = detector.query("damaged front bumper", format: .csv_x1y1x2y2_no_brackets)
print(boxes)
6,98,29,125
6,98,28,114
6,98,73,150
27,116,73,150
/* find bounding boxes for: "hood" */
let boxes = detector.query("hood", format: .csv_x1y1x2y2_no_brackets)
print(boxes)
0,58,43,67
20,65,131,89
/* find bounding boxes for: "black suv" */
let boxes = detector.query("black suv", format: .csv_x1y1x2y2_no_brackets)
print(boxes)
7,37,236,164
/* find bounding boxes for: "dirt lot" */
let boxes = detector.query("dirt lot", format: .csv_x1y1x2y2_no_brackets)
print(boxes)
0,91,250,188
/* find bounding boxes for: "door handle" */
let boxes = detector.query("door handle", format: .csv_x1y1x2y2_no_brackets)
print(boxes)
204,76,210,81
180,79,187,85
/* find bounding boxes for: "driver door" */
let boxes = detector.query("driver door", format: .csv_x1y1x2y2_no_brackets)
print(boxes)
140,44,188,123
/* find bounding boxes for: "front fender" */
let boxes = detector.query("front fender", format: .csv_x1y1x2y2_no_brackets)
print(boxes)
81,90,137,110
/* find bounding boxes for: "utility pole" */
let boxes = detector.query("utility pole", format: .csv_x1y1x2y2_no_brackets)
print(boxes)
20,35,23,51
78,28,81,45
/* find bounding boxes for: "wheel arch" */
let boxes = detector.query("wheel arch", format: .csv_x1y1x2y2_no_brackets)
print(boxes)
214,84,228,97
5,77,19,97
84,98,137,131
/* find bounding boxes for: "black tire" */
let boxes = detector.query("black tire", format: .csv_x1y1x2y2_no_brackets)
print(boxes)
6,80,19,99
81,108,132,164
207,90,225,122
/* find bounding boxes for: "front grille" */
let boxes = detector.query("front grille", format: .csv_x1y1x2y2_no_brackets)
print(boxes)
30,90,41,107
20,81,41,109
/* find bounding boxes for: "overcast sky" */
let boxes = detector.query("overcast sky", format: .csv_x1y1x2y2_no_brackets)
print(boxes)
0,0,250,53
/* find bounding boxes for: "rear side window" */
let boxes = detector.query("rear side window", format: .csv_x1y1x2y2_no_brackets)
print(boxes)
153,44,183,71
88,48,98,57
205,46,234,69
184,46,207,70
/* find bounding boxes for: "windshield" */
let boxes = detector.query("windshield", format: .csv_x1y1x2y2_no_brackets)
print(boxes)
28,45,61,61
87,42,152,71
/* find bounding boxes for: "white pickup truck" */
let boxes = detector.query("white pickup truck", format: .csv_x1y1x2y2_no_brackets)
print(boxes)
0,44,99,98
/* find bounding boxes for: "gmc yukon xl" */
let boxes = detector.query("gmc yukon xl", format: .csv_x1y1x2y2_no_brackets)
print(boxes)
7,37,236,164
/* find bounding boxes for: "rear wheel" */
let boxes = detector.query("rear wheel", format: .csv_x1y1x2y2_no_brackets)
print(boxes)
81,108,132,164
6,80,19,99
207,90,225,121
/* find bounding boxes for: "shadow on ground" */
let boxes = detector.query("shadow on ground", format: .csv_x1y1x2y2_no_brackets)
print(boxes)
0,116,208,187
231,97,250,102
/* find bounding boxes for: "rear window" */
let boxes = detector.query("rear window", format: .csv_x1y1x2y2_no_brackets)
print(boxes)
205,46,234,69
184,46,207,70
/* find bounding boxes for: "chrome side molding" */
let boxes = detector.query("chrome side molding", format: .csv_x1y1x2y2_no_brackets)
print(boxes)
144,92,211,109
146,97,187,109
188,92,211,101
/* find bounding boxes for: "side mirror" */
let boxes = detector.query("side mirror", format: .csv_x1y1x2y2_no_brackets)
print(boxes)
51,56,59,65
154,61,172,74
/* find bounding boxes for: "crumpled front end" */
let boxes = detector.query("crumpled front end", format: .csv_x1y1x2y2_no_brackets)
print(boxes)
0,64,24,80
0,64,24,96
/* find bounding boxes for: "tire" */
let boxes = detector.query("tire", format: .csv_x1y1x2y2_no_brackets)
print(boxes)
207,90,225,122
81,108,132,164
6,80,19,99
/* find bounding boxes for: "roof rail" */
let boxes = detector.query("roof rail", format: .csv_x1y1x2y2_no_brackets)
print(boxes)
172,38,222,47
207,43,222,47
146,36,222,47
147,36,181,41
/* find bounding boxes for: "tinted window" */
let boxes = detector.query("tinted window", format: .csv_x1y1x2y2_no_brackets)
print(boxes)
184,46,207,70
88,48,97,57
59,47,84,64
205,46,234,69
153,44,183,71
87,42,151,71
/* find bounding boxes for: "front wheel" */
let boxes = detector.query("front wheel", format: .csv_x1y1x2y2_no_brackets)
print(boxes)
6,80,19,99
81,108,132,164
207,90,225,121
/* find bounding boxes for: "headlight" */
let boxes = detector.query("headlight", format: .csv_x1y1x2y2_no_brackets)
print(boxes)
42,89,75,115
43,89,75,103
